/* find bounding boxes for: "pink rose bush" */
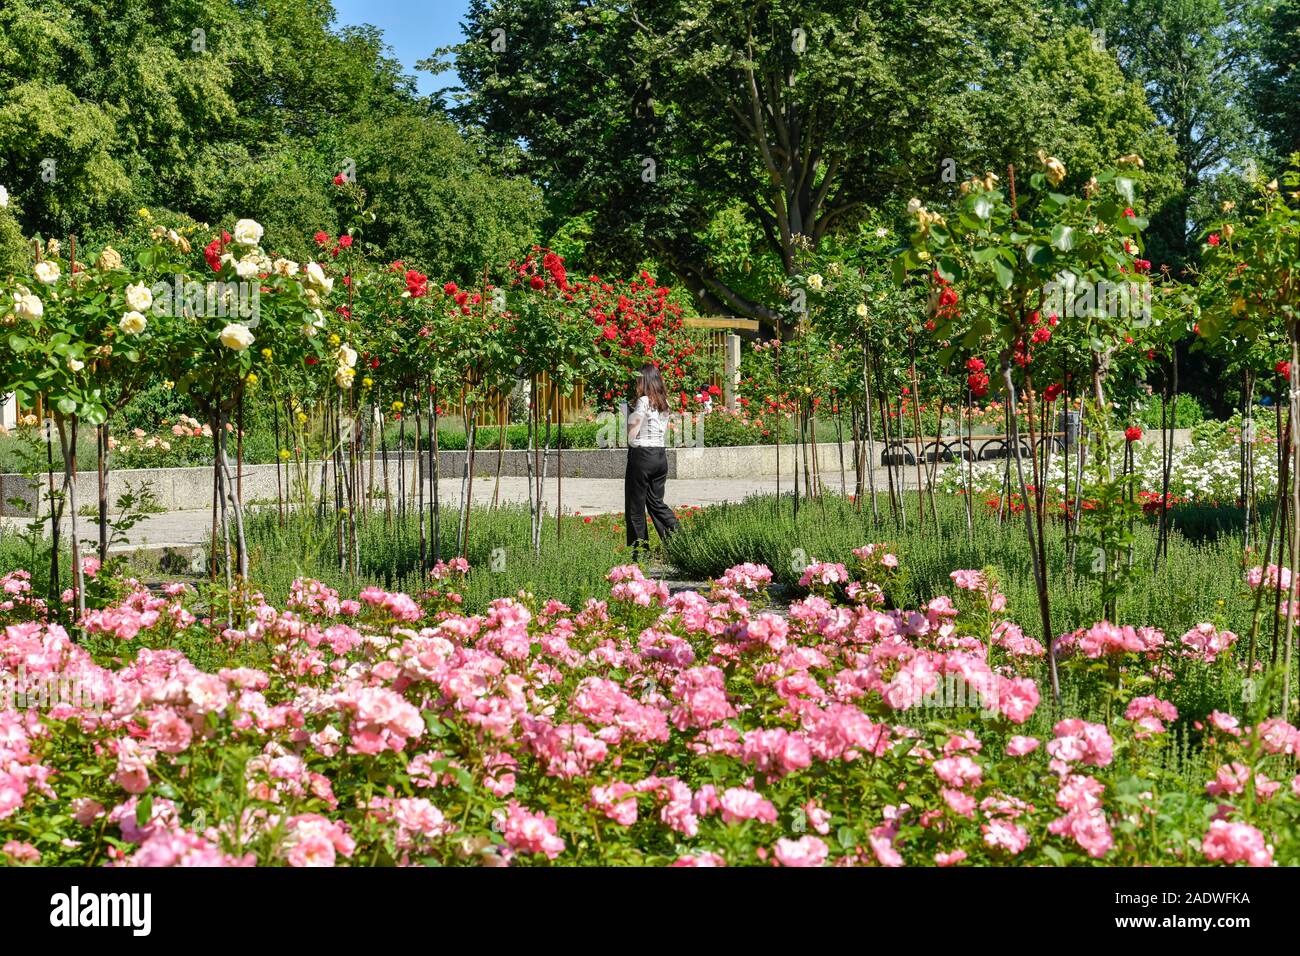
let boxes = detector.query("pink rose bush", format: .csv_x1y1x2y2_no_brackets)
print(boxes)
0,555,1296,867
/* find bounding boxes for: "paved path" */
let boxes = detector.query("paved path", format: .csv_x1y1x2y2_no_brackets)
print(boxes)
2,468,935,554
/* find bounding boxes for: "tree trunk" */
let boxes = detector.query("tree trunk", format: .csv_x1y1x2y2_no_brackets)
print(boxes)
1001,362,1059,705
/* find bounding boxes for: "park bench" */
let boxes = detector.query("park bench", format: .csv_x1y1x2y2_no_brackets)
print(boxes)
881,432,1069,466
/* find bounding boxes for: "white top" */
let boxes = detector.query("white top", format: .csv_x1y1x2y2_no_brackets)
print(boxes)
628,396,669,447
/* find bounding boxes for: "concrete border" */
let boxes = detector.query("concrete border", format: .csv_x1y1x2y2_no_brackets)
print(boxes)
0,428,1195,515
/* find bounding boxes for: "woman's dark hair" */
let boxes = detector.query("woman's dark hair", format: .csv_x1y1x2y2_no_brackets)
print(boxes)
635,363,670,414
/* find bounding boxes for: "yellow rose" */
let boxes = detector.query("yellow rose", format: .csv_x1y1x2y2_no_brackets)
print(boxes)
1037,150,1066,185
97,246,123,271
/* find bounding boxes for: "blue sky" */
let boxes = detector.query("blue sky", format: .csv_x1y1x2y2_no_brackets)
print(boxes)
331,0,472,95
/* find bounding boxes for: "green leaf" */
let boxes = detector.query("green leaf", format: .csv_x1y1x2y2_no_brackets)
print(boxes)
935,257,962,283
1025,243,1052,266
1049,224,1074,252
135,793,153,827
992,259,1014,290
423,712,448,737
890,256,907,286
1116,177,1135,204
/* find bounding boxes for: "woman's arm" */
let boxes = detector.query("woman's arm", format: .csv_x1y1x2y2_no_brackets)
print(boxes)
626,404,643,442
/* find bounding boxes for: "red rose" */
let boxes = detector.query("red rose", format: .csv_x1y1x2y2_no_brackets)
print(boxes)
333,173,346,186
313,231,329,246
443,282,458,295
337,235,353,248
1207,234,1220,246
1125,426,1142,443
1043,383,1064,402
1276,360,1291,379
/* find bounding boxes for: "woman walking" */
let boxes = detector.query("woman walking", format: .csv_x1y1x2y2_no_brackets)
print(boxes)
625,364,680,558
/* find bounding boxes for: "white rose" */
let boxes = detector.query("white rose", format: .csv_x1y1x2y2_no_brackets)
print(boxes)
234,256,261,279
119,311,147,335
806,273,823,291
273,258,299,277
336,344,357,369
305,261,334,294
334,366,356,389
233,218,264,247
219,323,255,351
33,261,60,285
13,292,43,320
856,303,869,318
302,309,326,338
68,357,85,373
906,198,923,216
125,282,153,312
0,185,8,208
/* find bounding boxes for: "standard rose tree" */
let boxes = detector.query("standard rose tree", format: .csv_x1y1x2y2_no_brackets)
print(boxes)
897,153,1159,701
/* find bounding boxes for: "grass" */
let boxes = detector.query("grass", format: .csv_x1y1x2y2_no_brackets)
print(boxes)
240,503,661,614
665,492,1260,649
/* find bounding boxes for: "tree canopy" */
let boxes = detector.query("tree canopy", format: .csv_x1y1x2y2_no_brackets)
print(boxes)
439,0,1181,330
0,0,539,277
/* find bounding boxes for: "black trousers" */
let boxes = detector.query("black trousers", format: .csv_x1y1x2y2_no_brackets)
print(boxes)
625,446,679,549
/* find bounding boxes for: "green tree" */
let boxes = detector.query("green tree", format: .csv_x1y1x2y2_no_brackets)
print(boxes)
439,0,1177,332
0,0,540,272
1254,0,1300,160
315,116,541,280
1080,0,1266,267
